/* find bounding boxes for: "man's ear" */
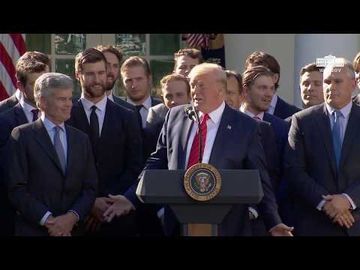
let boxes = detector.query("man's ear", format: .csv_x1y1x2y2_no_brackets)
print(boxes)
17,80,24,92
273,73,279,83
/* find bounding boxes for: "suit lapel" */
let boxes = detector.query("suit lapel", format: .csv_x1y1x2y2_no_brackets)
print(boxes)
73,100,91,133
32,119,64,174
209,105,233,167
339,105,360,168
14,104,28,125
65,125,74,175
179,114,194,169
315,105,337,177
98,101,112,143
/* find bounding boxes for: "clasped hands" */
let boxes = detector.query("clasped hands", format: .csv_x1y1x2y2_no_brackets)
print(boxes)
322,194,355,229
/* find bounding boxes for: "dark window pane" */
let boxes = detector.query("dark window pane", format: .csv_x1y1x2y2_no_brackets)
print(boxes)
115,34,146,57
55,59,81,98
54,34,86,55
150,34,180,55
26,34,51,54
150,59,175,96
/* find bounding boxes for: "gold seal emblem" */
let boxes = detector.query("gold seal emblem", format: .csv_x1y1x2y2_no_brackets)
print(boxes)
184,163,221,201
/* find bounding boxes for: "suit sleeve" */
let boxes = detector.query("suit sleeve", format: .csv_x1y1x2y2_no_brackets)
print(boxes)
284,114,329,207
124,108,169,206
7,128,50,225
246,124,282,230
68,135,98,220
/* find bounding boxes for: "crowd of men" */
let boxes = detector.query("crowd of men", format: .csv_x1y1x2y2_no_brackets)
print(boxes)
0,46,360,236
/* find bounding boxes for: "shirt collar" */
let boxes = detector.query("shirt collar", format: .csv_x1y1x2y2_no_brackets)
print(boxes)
19,95,37,113
80,94,108,112
239,106,264,120
198,101,225,124
325,100,352,118
270,94,278,110
40,113,65,132
127,95,152,110
15,89,22,100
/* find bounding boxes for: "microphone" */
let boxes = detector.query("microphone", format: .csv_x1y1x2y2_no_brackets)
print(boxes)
184,104,198,122
184,104,203,164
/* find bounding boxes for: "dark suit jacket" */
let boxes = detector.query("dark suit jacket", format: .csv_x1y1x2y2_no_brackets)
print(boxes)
0,103,28,235
126,104,281,236
144,103,169,158
274,96,301,120
111,95,136,111
67,99,143,197
353,94,360,105
285,104,360,236
6,120,98,236
0,94,19,114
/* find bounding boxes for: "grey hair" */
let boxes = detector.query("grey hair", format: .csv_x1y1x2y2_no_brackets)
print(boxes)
323,58,355,79
34,72,73,107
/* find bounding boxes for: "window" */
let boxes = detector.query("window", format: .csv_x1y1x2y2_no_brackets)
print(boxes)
26,34,183,98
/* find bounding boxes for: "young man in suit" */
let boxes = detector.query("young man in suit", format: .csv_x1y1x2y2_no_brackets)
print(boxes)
120,56,161,129
285,59,360,236
6,72,98,236
245,51,300,119
105,63,293,236
173,48,203,78
95,45,135,111
68,48,147,236
0,51,50,236
0,51,51,114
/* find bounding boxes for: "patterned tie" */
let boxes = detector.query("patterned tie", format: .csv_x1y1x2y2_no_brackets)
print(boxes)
332,110,342,168
31,109,39,122
54,126,66,173
135,104,143,128
89,105,99,146
187,114,210,169
253,116,261,121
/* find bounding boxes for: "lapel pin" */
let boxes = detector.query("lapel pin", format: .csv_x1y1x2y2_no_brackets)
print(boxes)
227,125,232,130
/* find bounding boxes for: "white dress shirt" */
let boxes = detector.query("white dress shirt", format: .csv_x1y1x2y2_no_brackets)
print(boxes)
185,101,225,166
126,95,152,128
266,94,278,115
19,96,38,123
80,94,108,136
240,105,264,120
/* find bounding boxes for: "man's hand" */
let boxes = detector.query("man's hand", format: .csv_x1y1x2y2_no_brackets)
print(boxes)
333,209,355,229
45,212,78,236
91,197,113,222
269,223,294,236
103,194,135,223
322,194,351,219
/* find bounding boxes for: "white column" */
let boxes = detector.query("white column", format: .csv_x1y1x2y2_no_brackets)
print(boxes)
294,34,360,108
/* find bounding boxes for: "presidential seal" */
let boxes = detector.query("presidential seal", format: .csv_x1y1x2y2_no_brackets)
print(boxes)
184,163,221,201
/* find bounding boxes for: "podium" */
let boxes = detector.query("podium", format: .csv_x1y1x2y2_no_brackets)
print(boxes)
136,169,263,236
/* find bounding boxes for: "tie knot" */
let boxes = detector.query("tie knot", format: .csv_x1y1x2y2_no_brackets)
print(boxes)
135,105,143,112
253,116,261,121
91,105,97,113
333,110,343,121
54,125,63,133
201,113,210,123
31,109,39,121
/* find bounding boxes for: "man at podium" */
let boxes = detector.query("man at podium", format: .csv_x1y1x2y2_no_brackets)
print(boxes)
106,63,293,236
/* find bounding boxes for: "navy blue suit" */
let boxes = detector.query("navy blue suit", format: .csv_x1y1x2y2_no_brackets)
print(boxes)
285,104,360,235
126,104,282,236
0,94,18,114
273,96,301,120
0,103,29,235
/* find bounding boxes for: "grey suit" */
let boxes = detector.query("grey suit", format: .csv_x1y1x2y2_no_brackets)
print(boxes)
285,104,360,236
7,119,98,236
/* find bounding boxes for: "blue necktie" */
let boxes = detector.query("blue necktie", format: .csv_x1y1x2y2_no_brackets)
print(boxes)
332,110,342,168
54,126,66,173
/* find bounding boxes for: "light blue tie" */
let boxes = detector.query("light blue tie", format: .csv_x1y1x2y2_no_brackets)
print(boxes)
332,110,342,168
54,126,66,173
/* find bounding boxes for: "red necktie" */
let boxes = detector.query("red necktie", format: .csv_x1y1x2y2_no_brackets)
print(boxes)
187,114,210,168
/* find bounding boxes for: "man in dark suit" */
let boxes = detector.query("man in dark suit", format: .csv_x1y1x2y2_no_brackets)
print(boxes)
145,73,191,157
6,72,97,236
95,45,135,111
245,51,300,119
0,51,51,114
105,63,293,236
285,59,360,236
120,56,162,129
173,48,203,77
67,48,145,236
0,51,50,236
